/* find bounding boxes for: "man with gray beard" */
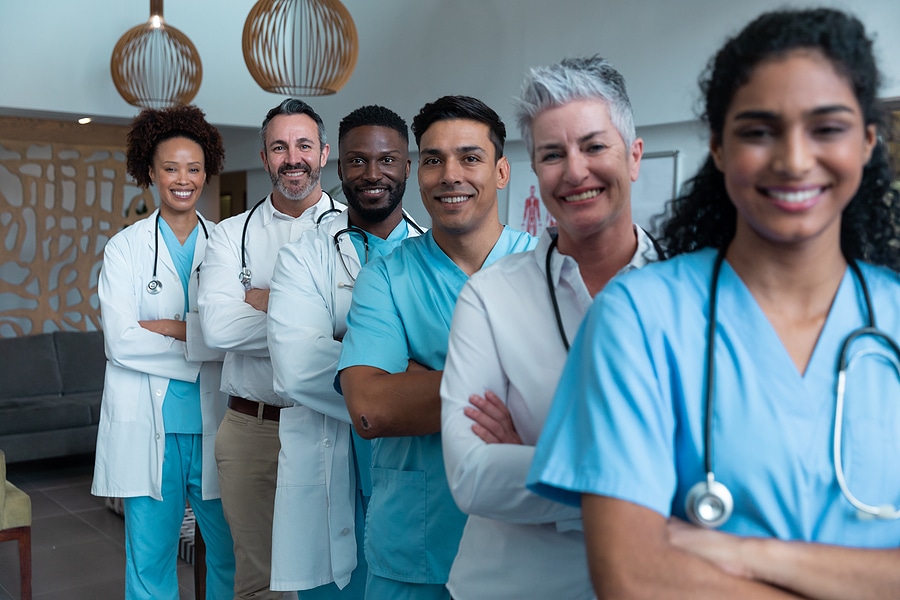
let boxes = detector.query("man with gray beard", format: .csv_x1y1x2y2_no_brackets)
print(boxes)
199,98,345,600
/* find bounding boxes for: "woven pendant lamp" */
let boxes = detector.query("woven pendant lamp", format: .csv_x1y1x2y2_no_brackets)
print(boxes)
110,0,203,109
243,0,359,96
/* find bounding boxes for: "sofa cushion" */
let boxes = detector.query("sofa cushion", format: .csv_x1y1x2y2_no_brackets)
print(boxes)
0,396,94,436
0,333,63,399
54,330,105,393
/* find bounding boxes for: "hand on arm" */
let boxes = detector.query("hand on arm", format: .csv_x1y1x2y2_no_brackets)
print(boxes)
668,518,900,600
465,390,523,445
581,495,801,599
340,365,443,439
139,319,187,341
244,288,270,313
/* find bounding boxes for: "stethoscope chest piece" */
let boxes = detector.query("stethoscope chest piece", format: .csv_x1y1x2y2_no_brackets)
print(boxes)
685,475,733,528
147,277,163,295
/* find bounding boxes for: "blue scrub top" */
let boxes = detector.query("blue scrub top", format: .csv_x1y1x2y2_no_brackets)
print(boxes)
159,220,202,434
528,248,900,547
338,226,536,583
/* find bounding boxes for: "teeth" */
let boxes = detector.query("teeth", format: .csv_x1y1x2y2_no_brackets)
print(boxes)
363,188,386,194
439,196,468,204
563,189,601,202
768,188,822,203
172,190,192,198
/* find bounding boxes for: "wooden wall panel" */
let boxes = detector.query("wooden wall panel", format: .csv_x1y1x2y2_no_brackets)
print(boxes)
0,117,154,336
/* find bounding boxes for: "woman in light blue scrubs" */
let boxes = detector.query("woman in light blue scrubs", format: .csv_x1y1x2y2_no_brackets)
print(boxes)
93,106,235,599
528,8,900,599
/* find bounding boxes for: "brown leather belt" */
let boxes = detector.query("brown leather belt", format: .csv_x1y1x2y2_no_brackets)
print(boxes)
227,395,283,422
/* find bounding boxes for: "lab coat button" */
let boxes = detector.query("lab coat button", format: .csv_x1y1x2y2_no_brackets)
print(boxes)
155,433,160,440
340,527,350,536
155,389,163,396
323,438,332,447
174,313,180,320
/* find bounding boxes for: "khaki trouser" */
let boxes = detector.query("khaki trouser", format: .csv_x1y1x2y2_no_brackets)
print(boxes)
215,407,282,600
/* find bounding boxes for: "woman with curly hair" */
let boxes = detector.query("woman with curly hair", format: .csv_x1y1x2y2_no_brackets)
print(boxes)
92,105,235,599
529,8,900,599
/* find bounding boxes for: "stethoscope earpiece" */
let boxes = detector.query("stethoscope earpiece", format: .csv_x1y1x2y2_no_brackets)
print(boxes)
685,476,734,529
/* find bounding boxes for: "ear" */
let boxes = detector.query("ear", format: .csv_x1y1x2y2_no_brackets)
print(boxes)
336,159,344,181
709,136,725,172
260,149,268,170
629,138,644,182
405,158,411,180
148,166,155,186
496,156,511,190
862,123,877,165
319,143,331,167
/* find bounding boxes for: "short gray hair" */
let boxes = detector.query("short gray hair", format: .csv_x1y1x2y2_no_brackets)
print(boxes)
259,98,327,152
514,56,636,157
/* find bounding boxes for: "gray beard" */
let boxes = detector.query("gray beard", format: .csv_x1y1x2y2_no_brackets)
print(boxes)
270,166,321,202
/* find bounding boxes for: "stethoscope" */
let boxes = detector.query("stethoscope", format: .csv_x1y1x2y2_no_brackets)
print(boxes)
147,211,209,295
238,192,341,289
334,212,425,289
545,229,665,350
686,249,900,528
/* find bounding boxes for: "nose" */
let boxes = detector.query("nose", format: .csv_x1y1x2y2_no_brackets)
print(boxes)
364,160,381,181
563,151,589,185
773,129,814,177
440,160,463,186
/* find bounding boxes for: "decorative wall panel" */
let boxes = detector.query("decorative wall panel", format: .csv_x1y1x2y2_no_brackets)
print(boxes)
0,120,153,337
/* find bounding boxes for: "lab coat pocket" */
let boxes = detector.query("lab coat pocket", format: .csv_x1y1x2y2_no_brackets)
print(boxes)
99,364,142,423
277,405,326,486
367,467,427,581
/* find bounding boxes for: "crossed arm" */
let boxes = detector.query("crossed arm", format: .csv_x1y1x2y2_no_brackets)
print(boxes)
340,361,443,439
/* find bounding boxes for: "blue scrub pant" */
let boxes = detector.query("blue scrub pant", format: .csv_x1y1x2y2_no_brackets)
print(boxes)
124,433,235,600
296,491,368,600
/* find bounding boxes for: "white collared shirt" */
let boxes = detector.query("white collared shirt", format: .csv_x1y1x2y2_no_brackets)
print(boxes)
198,192,344,404
440,225,659,600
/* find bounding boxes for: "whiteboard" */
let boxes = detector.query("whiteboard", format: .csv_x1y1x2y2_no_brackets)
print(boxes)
506,150,679,236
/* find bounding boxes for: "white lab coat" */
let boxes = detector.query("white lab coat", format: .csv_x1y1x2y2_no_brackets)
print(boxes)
92,210,227,501
267,212,422,591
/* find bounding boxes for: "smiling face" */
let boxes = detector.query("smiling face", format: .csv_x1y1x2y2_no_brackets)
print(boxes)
531,98,642,246
338,125,410,225
149,136,205,219
417,118,509,237
712,49,876,253
261,113,330,214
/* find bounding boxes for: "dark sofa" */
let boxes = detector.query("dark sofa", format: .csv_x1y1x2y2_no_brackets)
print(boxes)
0,331,105,463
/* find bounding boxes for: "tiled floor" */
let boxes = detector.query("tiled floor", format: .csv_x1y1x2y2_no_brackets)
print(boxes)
0,453,195,600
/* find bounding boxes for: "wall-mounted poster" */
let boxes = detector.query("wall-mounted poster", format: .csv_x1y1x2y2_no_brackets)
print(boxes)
506,151,679,237
506,162,552,237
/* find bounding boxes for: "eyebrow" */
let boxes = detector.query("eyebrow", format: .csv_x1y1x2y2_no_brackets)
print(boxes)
733,105,857,121
420,144,488,157
535,130,606,151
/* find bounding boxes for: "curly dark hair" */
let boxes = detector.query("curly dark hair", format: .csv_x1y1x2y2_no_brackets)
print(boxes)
339,105,408,145
411,95,506,162
657,8,900,269
126,105,225,188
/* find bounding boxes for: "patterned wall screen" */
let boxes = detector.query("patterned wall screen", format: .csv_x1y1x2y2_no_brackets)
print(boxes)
0,120,154,337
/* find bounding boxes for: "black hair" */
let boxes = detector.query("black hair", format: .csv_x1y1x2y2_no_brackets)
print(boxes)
126,105,224,188
339,105,409,145
658,8,900,269
411,95,506,161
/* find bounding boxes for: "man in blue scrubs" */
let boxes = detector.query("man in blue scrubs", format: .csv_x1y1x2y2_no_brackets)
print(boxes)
337,95,536,599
